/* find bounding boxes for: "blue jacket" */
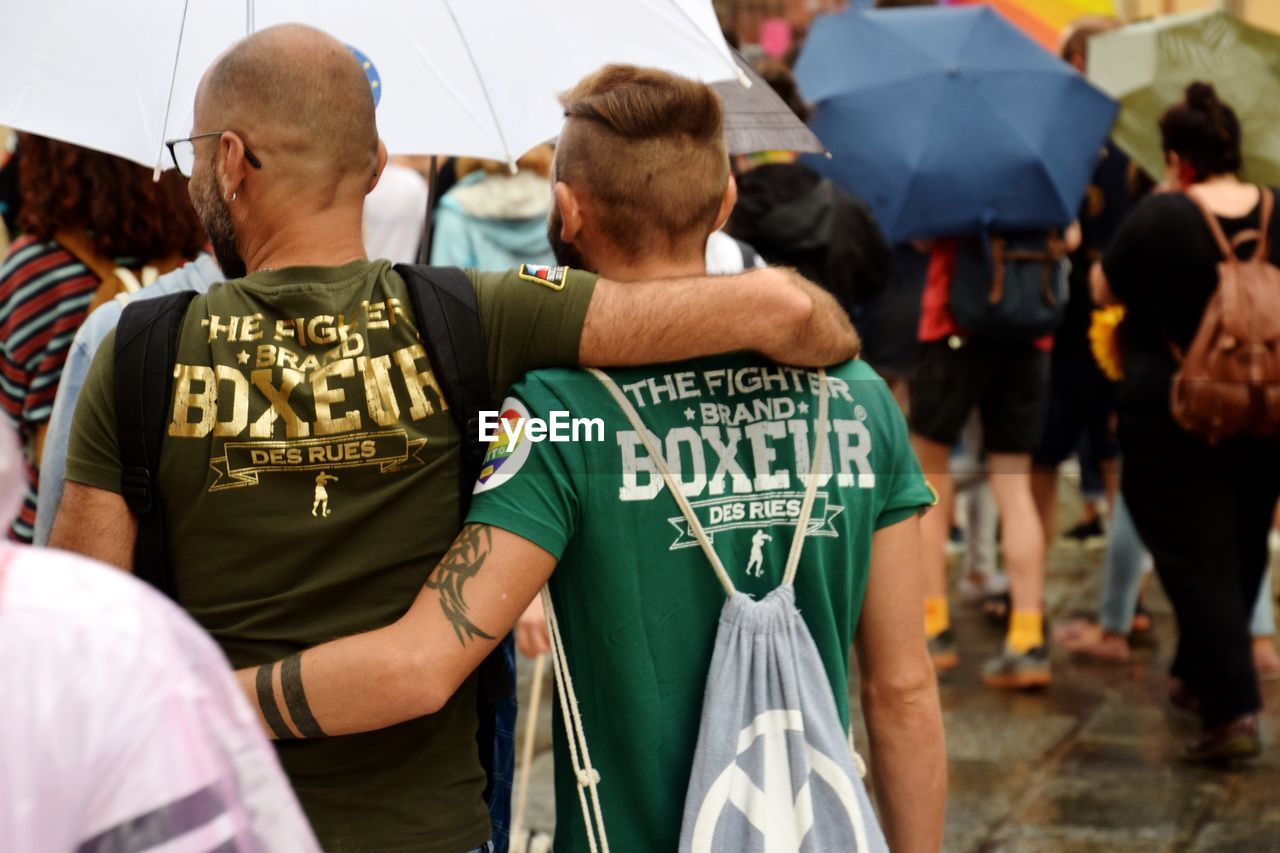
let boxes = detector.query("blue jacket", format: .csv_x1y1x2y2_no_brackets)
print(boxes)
430,170,556,272
35,255,222,544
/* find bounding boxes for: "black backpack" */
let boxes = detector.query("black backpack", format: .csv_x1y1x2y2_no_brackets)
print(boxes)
948,231,1069,341
112,264,513,844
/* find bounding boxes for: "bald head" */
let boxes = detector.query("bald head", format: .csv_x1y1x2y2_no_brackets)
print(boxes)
198,24,378,183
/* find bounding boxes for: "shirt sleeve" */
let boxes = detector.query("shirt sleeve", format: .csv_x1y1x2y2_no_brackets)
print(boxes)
34,310,117,543
468,267,597,396
0,242,77,429
464,373,586,559
872,377,936,530
63,328,123,494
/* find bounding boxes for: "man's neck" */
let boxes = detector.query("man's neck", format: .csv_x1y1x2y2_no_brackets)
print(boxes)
593,253,706,282
241,207,369,273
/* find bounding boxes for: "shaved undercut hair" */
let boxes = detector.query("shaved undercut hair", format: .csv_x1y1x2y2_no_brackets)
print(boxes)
556,65,728,261
202,24,378,183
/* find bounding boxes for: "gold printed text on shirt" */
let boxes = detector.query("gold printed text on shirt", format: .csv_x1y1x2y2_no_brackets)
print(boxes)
168,338,448,441
208,430,428,492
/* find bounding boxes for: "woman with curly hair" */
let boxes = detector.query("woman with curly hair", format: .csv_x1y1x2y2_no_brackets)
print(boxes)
0,135,205,542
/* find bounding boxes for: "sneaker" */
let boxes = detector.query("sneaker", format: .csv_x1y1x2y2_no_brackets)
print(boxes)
982,644,1051,690
1181,714,1261,765
1061,517,1105,547
928,629,959,672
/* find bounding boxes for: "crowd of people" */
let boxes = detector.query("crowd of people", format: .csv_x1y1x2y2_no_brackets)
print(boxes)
0,3,1276,853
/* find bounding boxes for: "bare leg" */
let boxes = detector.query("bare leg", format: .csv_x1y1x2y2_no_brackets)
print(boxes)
987,452,1045,616
1030,465,1058,551
913,435,954,603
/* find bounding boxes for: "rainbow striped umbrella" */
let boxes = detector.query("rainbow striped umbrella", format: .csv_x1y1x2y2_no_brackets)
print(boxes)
946,0,1117,54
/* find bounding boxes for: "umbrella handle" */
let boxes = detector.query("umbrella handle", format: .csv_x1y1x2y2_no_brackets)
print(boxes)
417,155,439,265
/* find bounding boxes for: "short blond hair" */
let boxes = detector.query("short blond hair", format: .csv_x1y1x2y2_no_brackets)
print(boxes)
556,65,728,261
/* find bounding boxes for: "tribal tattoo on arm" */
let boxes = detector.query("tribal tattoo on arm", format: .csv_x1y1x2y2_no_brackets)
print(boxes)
425,524,497,646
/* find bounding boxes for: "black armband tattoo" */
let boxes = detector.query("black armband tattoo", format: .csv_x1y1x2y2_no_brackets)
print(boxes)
281,653,326,738
255,663,296,740
425,524,497,646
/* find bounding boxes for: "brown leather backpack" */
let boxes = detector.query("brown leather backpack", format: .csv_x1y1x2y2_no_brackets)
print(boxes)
1170,188,1280,444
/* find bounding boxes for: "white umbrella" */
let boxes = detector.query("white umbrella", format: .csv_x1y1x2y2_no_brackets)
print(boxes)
0,0,741,169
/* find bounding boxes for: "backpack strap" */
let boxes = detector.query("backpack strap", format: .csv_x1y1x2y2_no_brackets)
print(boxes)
114,290,199,597
393,264,493,509
782,375,831,586
1185,189,1248,261
587,367,831,595
395,264,518,843
542,584,611,853
1238,186,1274,261
56,230,189,316
56,229,129,315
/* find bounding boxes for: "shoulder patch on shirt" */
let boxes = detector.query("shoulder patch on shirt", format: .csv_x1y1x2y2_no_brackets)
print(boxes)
517,264,569,291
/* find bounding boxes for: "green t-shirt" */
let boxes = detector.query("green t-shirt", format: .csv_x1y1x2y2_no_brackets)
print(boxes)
466,355,933,853
66,259,596,853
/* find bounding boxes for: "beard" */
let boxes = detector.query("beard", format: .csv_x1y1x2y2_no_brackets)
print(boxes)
546,202,590,272
192,170,247,279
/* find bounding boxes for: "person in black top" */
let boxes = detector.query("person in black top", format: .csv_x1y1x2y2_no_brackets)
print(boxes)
726,61,890,325
1094,82,1280,763
1031,17,1127,552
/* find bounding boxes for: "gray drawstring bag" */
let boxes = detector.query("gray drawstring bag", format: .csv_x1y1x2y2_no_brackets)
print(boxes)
545,369,887,853
679,585,885,853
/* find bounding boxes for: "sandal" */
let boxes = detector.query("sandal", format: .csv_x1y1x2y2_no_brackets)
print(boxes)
1052,618,1130,663
1131,600,1154,637
1253,637,1280,682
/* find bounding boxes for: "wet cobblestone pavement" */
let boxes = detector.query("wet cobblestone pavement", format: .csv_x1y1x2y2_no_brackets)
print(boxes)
919,540,1280,853
512,501,1280,852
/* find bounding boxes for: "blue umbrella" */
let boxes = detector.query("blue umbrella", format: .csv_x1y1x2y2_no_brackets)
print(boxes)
794,6,1118,242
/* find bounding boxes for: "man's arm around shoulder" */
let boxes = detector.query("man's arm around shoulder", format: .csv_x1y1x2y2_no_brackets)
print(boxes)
581,267,859,368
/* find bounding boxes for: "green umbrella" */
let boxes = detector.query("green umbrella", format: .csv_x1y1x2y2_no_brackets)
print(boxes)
1088,10,1280,185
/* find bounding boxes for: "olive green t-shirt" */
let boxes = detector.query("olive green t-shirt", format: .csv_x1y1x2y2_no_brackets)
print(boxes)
466,356,933,853
66,259,596,853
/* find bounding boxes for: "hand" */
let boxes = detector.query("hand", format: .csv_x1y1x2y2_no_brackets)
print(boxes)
1064,221,1083,254
757,267,861,366
516,594,550,659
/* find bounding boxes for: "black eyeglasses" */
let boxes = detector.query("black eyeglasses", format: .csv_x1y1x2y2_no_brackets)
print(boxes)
165,131,262,178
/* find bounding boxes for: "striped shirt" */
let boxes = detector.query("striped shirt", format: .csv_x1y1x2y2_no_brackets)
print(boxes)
0,236,128,542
